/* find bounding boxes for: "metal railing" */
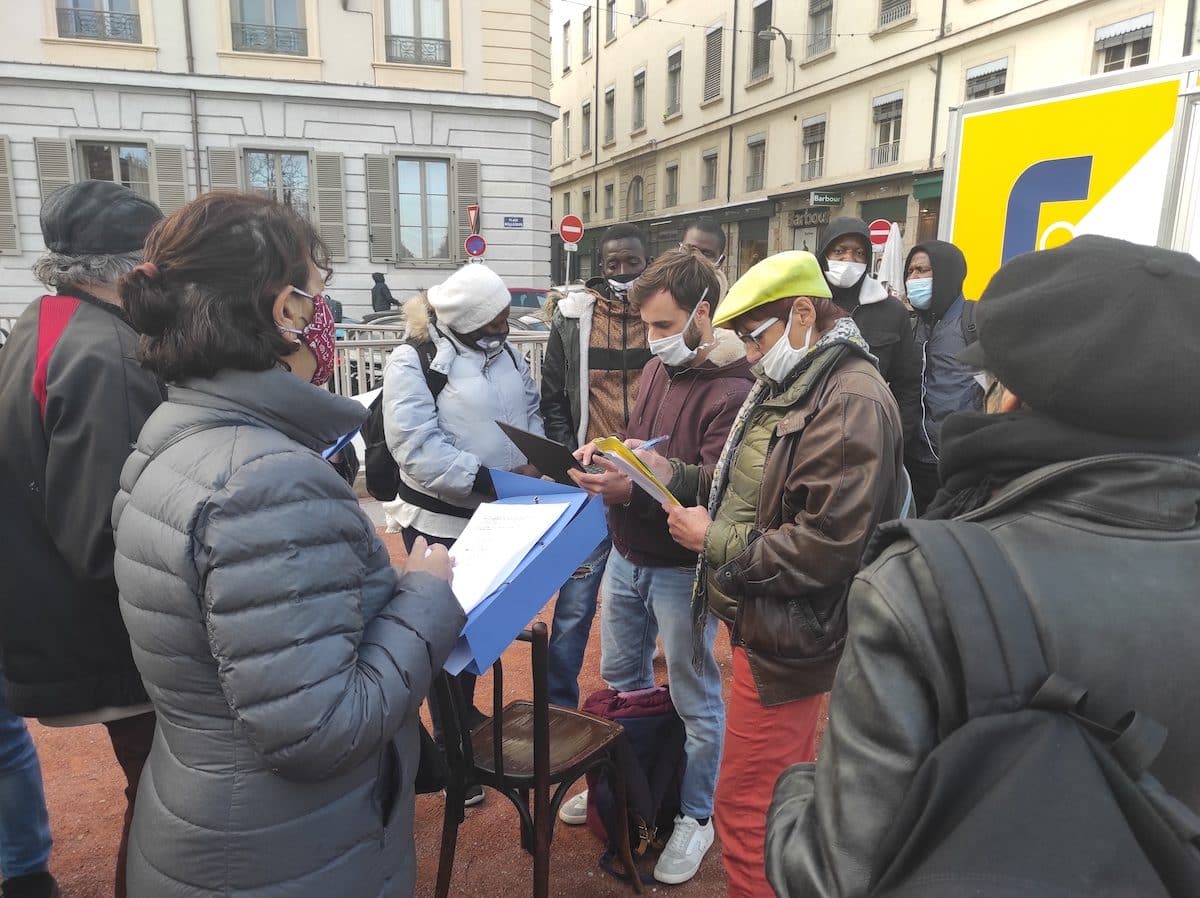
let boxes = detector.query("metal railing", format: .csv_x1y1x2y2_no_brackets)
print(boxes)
664,192,677,208
806,31,832,56
879,0,912,28
750,54,770,81
746,171,764,192
801,158,824,180
57,7,141,42
386,34,451,66
330,326,550,398
232,22,308,55
870,142,901,167
701,183,716,200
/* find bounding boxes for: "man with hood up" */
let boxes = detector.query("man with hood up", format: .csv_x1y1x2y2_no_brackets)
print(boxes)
904,239,984,512
817,218,921,443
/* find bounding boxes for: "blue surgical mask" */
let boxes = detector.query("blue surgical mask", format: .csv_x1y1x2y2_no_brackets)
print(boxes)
906,278,933,309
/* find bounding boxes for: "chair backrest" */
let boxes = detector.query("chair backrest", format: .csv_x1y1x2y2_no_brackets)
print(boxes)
433,621,552,787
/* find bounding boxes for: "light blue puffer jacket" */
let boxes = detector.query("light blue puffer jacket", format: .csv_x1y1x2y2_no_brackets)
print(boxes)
112,366,465,898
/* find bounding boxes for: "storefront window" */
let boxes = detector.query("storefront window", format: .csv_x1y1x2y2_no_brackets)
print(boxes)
736,217,769,279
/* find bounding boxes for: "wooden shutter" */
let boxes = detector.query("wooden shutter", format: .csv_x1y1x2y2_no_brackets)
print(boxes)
313,152,347,261
206,147,242,192
703,27,723,101
34,138,73,200
152,144,189,214
454,158,480,262
0,138,19,255
365,153,395,264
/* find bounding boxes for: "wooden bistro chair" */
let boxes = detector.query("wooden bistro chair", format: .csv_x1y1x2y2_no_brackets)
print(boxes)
433,621,643,898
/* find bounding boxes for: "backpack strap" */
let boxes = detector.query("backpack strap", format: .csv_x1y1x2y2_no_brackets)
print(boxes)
407,338,448,400
146,421,242,465
888,520,1049,719
960,299,978,347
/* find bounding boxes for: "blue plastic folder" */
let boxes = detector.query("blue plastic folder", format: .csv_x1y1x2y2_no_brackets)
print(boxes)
443,469,607,676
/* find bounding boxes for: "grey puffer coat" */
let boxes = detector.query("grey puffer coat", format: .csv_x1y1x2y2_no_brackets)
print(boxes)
112,366,465,898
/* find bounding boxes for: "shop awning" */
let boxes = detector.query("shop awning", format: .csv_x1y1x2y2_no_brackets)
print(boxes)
912,172,943,200
1095,13,1153,48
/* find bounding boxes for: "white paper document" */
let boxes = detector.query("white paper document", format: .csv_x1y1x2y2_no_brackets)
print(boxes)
447,500,574,613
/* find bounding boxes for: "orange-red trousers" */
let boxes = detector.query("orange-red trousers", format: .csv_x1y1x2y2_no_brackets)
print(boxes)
714,646,825,898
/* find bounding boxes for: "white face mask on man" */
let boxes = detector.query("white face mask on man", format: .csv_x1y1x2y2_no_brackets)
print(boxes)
824,260,867,289
759,308,814,384
648,288,713,368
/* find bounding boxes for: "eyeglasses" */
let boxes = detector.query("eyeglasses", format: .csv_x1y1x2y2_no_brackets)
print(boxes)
735,316,779,350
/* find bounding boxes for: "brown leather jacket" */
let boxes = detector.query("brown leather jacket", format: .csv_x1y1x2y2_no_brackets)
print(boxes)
671,334,905,705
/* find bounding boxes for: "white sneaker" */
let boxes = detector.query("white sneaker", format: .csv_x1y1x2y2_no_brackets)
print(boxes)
653,814,714,884
558,789,589,825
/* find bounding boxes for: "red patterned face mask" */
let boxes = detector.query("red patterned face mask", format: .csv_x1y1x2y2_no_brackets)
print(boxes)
280,288,337,386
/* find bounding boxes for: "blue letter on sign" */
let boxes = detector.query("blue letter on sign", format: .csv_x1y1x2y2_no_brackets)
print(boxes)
1002,156,1093,264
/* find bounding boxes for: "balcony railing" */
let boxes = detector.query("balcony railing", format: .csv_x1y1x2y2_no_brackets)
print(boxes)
750,54,770,81
232,22,308,55
879,0,912,28
701,183,717,200
604,205,614,219
870,142,901,167
664,192,678,208
746,172,764,191
801,158,824,180
386,34,451,66
806,31,832,57
57,7,141,43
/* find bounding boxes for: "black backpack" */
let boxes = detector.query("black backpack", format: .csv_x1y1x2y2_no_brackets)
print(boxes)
362,339,445,503
581,686,686,884
960,298,978,346
867,520,1200,897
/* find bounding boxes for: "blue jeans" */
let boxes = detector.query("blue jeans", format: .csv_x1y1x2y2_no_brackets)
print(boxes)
547,536,611,708
0,682,52,878
599,550,725,819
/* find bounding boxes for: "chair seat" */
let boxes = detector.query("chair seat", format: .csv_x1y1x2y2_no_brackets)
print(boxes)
471,701,623,781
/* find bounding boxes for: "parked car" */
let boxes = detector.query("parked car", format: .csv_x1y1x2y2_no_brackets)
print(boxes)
508,288,549,311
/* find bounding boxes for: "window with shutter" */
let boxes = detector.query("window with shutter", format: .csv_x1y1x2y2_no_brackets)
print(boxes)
562,21,570,73
703,27,723,102
582,102,592,152
801,117,825,180
562,111,571,159
664,164,678,208
603,183,614,218
879,0,911,29
750,1,772,80
453,158,480,262
702,149,718,200
632,70,645,131
313,152,347,261
582,189,591,222
34,138,73,201
666,49,682,115
0,138,20,255
807,0,832,56
746,137,766,192
583,8,592,58
365,153,396,264
152,144,189,214
206,147,242,192
606,0,615,41
965,59,1007,100
604,87,615,144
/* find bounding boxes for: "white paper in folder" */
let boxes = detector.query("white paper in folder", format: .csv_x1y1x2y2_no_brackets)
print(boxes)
447,499,574,613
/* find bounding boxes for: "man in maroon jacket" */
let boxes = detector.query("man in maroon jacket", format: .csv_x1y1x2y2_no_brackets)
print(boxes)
563,248,753,884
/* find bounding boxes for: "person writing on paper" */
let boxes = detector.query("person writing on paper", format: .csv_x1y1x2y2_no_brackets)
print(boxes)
382,262,542,804
564,248,753,884
637,251,905,898
110,193,464,898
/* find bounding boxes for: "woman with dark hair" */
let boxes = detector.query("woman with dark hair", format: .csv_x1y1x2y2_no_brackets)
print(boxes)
110,193,465,897
638,251,905,898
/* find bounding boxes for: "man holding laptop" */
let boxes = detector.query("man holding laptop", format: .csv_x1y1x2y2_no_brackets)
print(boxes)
563,248,754,884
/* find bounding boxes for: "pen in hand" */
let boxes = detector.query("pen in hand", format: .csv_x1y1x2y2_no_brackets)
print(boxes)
640,434,670,451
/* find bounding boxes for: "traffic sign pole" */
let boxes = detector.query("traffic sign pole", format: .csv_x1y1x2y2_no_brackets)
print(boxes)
558,216,585,285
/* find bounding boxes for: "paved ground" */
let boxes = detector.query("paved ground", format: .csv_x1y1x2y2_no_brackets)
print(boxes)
27,515,736,897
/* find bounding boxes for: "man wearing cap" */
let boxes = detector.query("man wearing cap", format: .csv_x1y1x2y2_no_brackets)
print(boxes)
638,251,904,898
381,263,542,804
766,237,1200,897
0,180,165,898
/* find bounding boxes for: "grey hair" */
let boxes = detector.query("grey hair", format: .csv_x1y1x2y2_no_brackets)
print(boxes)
32,249,144,291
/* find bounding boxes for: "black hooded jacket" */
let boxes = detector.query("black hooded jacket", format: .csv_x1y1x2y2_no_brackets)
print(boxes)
818,217,921,442
905,240,984,463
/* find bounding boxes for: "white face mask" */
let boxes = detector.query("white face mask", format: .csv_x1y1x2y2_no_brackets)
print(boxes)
825,260,867,289
648,290,713,368
759,309,813,384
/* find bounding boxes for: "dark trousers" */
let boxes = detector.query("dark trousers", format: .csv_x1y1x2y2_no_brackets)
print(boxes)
907,458,942,517
103,711,155,898
400,527,483,740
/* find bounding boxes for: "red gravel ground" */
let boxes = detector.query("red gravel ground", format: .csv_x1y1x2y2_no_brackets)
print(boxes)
28,526,741,897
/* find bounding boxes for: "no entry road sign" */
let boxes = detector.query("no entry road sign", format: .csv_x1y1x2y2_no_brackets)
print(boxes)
559,215,584,243
869,219,892,247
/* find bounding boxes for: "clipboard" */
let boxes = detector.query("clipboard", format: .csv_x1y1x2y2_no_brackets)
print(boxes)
494,422,585,486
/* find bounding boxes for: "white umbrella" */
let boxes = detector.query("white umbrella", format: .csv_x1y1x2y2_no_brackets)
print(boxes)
877,222,905,295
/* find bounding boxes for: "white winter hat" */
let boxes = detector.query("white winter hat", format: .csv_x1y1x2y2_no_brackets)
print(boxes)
427,263,511,333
